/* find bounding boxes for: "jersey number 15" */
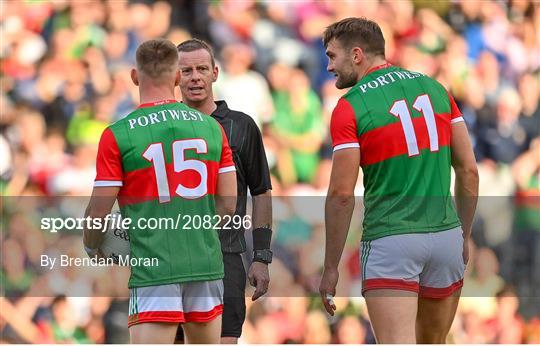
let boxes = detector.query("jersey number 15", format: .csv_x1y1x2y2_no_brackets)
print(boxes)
143,139,208,203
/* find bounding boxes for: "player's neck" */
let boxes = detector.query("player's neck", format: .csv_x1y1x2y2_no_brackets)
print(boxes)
184,97,217,116
138,85,176,105
359,57,388,80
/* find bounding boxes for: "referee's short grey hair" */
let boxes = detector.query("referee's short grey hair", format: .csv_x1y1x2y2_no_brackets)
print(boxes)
176,38,216,67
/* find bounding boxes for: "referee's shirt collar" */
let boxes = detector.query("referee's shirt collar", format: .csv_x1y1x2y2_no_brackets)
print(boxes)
212,100,229,119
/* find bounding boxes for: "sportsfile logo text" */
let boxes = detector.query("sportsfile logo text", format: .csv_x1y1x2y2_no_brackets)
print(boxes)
41,213,127,233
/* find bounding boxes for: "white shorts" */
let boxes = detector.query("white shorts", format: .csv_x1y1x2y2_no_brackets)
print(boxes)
128,280,224,327
361,227,465,298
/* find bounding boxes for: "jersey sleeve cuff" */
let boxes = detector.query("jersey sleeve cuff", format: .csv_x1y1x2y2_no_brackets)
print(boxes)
450,116,464,124
333,143,360,152
94,180,123,187
218,166,236,174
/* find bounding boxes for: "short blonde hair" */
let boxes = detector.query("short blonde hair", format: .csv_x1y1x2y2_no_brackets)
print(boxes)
136,39,178,80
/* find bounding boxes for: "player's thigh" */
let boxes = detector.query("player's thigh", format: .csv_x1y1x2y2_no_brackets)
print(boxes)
183,315,222,344
128,284,183,343
221,253,247,341
176,254,245,343
361,234,429,343
130,322,179,344
416,227,465,343
364,289,418,344
416,288,461,344
181,279,224,344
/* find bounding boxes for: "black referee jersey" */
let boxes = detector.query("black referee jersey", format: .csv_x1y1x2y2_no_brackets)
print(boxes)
211,100,272,253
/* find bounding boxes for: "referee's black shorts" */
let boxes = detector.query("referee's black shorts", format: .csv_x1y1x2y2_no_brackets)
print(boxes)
175,252,246,340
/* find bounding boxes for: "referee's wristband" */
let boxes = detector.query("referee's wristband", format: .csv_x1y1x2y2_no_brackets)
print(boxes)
84,245,99,257
253,227,272,250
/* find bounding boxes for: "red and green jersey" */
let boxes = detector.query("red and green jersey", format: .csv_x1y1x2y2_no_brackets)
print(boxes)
94,100,235,288
331,64,463,241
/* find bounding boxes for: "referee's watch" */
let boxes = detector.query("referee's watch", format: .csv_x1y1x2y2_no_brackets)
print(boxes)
253,249,273,264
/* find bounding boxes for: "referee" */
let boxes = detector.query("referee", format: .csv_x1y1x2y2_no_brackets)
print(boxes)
175,39,273,343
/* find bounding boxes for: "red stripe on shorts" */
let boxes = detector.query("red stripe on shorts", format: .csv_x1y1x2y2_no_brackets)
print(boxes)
362,278,420,294
128,310,185,327
419,279,464,299
184,304,224,323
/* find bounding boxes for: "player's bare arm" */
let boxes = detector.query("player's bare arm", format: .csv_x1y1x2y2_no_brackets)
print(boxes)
450,122,479,264
83,186,120,256
216,171,237,218
320,147,360,315
249,190,272,301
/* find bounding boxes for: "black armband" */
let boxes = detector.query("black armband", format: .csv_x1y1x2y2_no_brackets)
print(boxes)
253,227,272,250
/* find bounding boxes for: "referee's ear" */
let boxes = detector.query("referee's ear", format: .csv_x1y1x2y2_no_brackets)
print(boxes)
212,64,219,82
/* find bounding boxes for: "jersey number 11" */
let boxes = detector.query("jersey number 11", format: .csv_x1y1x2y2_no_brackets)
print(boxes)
389,94,439,157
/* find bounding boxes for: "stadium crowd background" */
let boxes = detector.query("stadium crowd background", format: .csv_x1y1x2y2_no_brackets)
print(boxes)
1,0,539,343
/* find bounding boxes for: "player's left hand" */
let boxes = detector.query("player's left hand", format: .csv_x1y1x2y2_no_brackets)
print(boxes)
248,261,269,301
319,268,338,316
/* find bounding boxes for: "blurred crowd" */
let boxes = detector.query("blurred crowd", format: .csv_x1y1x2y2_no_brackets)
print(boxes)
1,0,539,344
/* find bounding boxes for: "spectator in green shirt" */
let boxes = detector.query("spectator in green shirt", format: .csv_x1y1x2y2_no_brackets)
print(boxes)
270,68,325,185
